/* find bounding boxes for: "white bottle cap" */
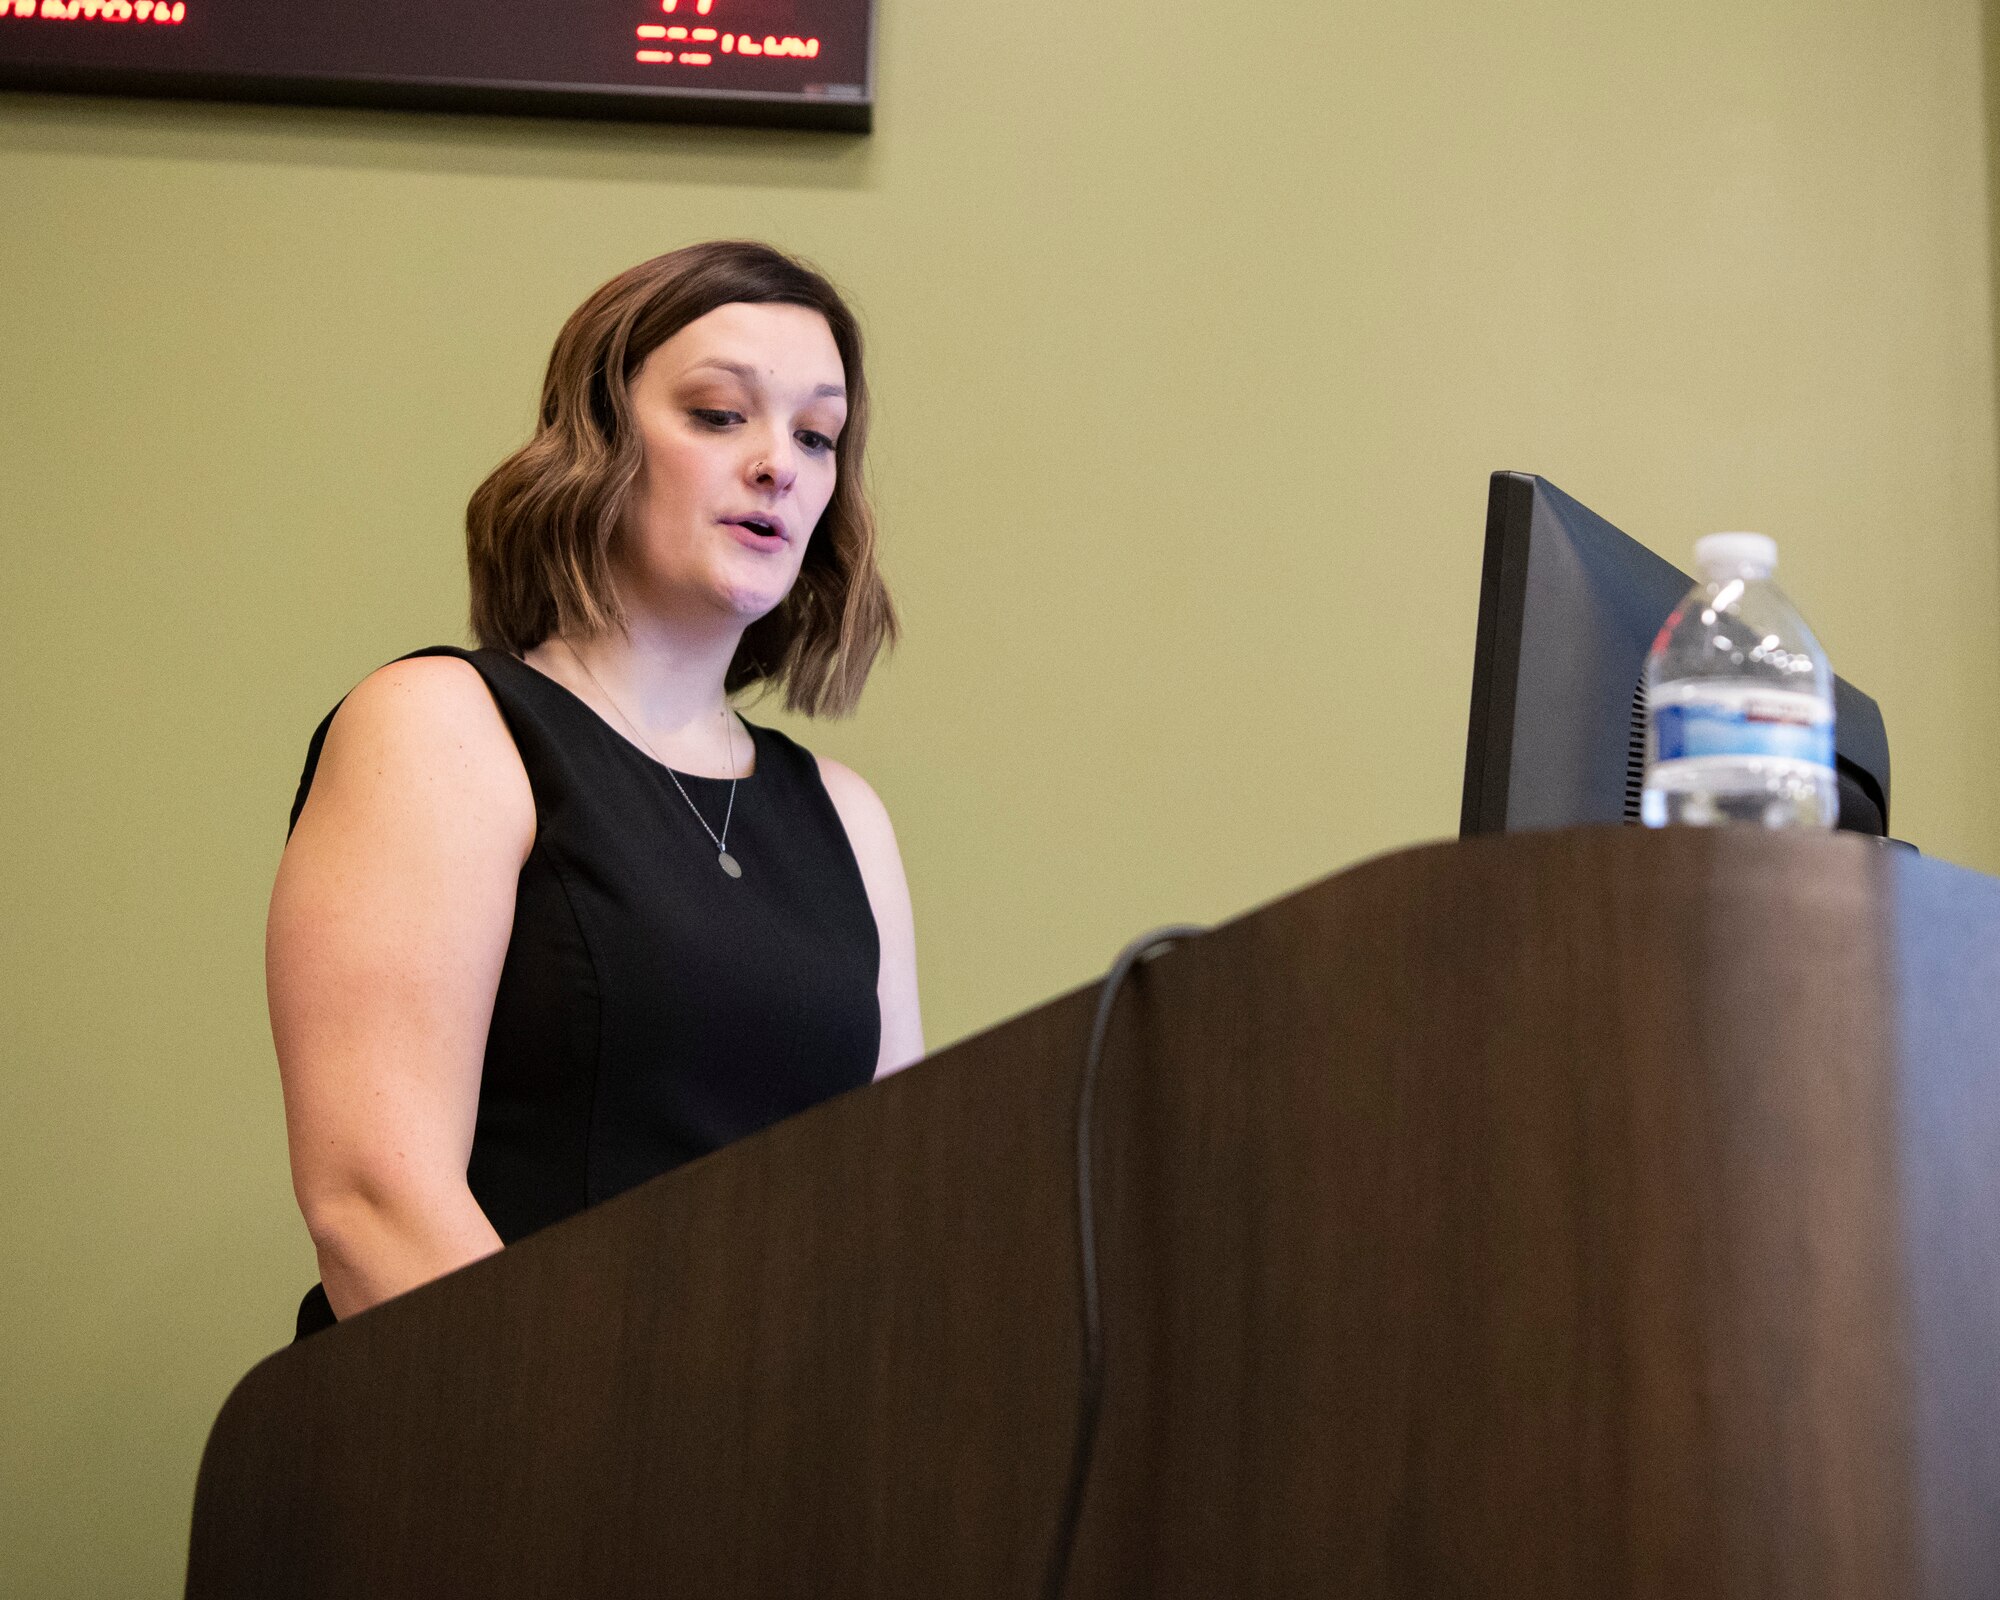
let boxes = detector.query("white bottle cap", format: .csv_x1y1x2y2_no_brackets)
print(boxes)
1695,532,1778,577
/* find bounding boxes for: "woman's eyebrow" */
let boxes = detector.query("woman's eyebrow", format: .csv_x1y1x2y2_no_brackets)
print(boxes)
682,358,845,401
684,358,757,385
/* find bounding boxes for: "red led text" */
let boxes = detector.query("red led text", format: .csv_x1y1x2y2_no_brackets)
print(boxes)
636,1,819,67
6,0,186,19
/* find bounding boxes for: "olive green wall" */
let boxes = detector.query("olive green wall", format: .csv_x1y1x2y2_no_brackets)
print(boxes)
5,1,1998,1592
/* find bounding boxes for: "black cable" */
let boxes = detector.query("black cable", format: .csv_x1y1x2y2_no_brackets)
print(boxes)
1040,923,1208,1600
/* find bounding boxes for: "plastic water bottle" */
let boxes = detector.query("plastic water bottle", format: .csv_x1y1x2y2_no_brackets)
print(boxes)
1641,532,1837,829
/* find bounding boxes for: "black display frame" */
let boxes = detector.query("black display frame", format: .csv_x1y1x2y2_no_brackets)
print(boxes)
0,2,874,132
1459,471,1891,838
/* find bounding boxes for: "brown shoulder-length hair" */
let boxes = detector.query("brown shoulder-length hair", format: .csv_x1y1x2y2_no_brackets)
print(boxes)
466,240,895,717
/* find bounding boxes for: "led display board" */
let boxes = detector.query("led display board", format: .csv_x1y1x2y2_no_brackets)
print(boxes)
0,0,874,131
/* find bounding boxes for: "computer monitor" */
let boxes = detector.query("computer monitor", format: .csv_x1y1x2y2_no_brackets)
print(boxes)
1460,472,1891,838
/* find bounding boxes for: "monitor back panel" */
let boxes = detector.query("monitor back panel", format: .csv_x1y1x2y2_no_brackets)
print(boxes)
1461,472,1890,837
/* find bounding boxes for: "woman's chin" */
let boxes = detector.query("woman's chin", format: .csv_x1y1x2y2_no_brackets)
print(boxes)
623,560,796,630
714,576,794,624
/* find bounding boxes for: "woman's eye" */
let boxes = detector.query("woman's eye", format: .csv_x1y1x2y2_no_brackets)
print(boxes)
690,409,742,428
796,430,835,455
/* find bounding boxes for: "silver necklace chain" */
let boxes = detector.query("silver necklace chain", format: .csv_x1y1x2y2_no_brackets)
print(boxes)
661,761,736,857
563,640,743,876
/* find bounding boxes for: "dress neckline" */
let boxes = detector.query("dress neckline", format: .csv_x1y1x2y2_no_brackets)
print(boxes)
502,649,760,783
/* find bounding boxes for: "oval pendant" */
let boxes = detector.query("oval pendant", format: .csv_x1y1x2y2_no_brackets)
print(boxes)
718,851,742,879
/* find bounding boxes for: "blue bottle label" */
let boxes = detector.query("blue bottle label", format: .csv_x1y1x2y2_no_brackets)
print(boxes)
1652,689,1833,768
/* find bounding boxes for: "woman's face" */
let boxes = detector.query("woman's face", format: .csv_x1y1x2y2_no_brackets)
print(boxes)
618,300,848,630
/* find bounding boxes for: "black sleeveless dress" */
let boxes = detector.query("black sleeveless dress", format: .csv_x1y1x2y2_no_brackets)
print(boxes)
289,647,881,1338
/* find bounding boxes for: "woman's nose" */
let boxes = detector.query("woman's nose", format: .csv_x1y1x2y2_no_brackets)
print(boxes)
748,441,797,494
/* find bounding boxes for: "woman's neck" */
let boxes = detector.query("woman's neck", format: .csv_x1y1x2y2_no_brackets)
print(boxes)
584,616,735,719
531,617,750,774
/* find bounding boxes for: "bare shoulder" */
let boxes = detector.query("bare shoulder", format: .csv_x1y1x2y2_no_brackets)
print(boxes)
332,654,514,755
297,655,532,854
814,754,896,844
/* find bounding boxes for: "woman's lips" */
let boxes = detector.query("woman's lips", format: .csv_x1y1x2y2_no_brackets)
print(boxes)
721,516,787,551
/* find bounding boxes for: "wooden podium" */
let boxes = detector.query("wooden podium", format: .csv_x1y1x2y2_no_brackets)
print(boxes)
186,828,2000,1598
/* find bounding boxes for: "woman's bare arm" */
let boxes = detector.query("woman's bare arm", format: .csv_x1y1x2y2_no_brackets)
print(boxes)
817,756,924,1078
268,656,535,1320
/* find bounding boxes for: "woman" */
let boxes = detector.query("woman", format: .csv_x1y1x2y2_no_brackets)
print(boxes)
268,241,922,1338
